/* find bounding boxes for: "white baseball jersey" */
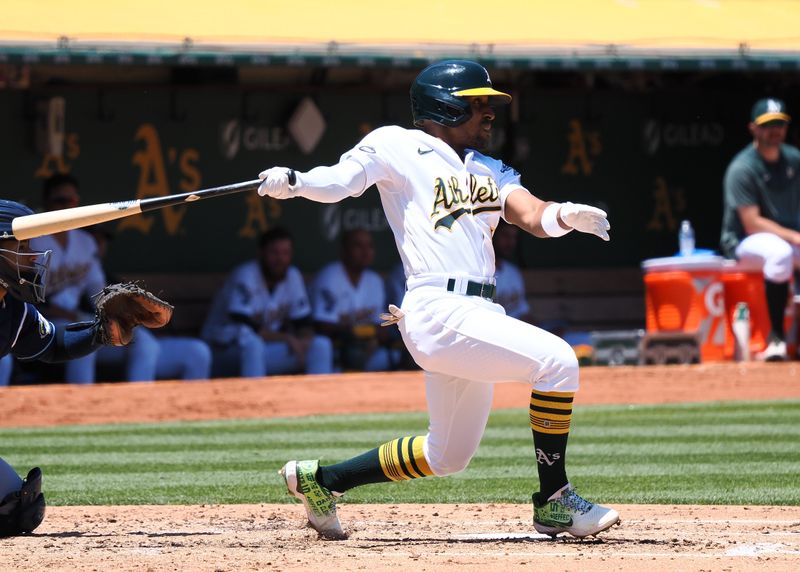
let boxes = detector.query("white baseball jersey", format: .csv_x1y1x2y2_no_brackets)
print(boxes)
201,260,311,345
311,261,386,326
494,259,531,319
341,126,523,282
31,230,105,311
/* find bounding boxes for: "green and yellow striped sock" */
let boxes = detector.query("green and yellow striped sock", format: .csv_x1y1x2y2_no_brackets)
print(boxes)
317,436,433,493
530,389,574,499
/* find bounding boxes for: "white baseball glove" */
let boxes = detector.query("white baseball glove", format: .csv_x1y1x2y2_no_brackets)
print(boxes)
257,167,299,199
560,202,611,241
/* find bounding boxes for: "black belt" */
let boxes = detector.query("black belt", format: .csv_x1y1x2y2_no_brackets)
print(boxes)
446,278,496,301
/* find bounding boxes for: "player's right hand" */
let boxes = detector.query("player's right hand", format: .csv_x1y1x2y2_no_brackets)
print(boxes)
379,304,405,326
257,167,298,199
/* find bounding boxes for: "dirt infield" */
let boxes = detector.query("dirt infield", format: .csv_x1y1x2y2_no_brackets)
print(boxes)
4,362,800,427
2,362,800,570
4,503,799,571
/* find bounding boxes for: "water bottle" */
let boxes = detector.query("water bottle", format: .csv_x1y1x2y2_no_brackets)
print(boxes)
678,219,695,257
732,302,751,362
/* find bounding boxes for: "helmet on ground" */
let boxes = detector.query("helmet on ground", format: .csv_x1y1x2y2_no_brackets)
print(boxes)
0,200,51,303
410,60,511,127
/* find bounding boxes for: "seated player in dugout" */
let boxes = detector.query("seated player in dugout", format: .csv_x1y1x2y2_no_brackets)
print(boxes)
29,173,184,384
201,227,334,377
720,98,800,361
0,199,170,535
310,228,402,371
28,173,105,383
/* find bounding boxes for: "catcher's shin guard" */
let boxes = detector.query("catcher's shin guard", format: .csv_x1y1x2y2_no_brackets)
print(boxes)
0,467,46,537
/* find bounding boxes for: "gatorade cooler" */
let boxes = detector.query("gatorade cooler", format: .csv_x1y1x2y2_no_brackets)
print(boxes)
641,255,729,362
721,260,795,359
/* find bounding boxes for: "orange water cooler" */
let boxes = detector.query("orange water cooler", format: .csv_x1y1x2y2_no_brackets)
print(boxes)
642,255,730,361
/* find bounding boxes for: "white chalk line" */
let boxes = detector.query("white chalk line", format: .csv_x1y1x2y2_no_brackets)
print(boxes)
725,543,800,556
354,518,800,526
346,548,800,560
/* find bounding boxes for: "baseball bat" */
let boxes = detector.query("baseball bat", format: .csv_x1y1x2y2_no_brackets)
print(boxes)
10,172,295,241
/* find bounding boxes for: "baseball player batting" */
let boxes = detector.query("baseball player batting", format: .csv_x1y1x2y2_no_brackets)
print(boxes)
259,60,619,539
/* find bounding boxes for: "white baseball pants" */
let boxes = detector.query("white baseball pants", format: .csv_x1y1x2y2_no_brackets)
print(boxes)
735,232,800,283
398,282,579,476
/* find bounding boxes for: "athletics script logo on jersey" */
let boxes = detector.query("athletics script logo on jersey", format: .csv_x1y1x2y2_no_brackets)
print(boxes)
430,173,501,230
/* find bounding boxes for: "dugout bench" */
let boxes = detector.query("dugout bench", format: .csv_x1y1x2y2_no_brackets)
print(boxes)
8,267,647,384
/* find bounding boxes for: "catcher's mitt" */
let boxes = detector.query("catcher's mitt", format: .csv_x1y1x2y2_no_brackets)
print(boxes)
93,282,174,346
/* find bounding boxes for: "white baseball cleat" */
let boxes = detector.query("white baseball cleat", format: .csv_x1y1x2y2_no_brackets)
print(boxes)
279,460,347,540
532,483,620,538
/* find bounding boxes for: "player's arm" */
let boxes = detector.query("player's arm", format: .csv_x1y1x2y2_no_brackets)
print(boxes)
309,280,350,340
312,318,348,339
286,315,316,339
229,312,293,343
504,188,610,241
257,160,368,203
282,270,321,343
229,311,261,331
257,128,399,203
737,205,800,245
12,304,101,363
503,188,554,238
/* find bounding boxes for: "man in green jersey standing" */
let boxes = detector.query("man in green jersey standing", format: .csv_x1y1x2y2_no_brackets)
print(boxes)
721,98,800,361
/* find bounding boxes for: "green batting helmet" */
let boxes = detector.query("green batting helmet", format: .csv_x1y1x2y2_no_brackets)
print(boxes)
410,60,511,128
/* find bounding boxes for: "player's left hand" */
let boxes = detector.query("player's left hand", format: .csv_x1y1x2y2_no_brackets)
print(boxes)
257,167,298,199
93,283,174,346
560,202,610,241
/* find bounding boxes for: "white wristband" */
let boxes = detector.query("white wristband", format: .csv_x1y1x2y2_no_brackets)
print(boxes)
541,203,572,237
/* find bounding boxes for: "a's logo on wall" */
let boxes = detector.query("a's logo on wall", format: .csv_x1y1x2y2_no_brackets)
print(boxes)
238,192,282,239
646,176,686,232
219,119,290,159
33,133,81,179
120,123,201,236
561,119,602,176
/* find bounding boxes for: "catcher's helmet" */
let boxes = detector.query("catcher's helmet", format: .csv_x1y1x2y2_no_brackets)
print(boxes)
410,60,511,128
0,200,51,303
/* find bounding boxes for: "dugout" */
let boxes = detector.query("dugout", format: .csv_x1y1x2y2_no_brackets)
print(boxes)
1,0,799,336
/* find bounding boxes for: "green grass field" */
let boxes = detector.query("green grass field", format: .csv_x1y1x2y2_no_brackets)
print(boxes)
2,400,799,506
